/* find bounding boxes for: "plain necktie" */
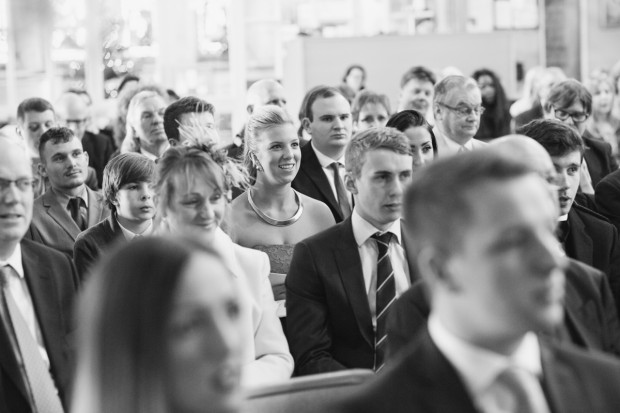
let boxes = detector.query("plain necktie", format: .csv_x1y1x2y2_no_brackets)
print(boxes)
371,232,396,372
0,265,64,413
330,162,351,218
68,197,86,231
490,366,551,413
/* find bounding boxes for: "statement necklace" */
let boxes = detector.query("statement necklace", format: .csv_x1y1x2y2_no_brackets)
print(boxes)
248,189,303,227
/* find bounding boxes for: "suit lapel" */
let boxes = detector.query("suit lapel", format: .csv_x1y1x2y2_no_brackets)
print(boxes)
400,220,419,284
86,187,105,227
335,218,374,348
300,145,343,220
563,268,600,350
42,190,80,240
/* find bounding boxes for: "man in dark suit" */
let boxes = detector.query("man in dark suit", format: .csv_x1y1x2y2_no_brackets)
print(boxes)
596,168,620,232
56,91,115,188
0,135,78,413
542,79,618,189
287,127,414,375
27,127,109,257
519,119,620,315
292,86,353,223
339,150,620,413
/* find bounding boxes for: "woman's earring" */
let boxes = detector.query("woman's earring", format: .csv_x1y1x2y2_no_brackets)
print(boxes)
252,153,264,172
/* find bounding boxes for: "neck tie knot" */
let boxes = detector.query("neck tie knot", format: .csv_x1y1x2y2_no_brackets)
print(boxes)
372,232,393,251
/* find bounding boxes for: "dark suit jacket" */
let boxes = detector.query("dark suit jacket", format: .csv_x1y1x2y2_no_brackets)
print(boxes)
292,144,345,223
595,168,620,233
514,102,543,129
338,329,620,413
286,217,414,375
583,131,618,187
566,204,620,316
26,186,110,257
73,214,125,282
0,239,78,413
82,131,115,189
387,259,620,360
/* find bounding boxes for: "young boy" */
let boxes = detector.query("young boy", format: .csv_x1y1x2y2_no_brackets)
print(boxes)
73,153,156,281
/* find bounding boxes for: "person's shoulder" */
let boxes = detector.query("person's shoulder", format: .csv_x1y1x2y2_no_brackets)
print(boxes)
546,339,620,374
75,219,109,243
21,238,70,264
572,203,614,227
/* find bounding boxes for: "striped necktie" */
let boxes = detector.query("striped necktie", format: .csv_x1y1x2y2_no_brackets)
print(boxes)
372,232,396,372
0,265,64,413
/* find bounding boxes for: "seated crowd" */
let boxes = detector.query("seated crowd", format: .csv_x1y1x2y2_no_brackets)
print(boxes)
1,61,620,413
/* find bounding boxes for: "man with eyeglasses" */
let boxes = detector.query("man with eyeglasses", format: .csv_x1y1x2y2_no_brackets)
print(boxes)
543,79,618,189
56,91,115,189
431,75,487,157
0,135,78,413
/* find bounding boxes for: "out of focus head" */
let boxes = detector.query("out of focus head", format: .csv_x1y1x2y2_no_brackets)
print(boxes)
386,109,436,170
517,119,584,216
585,72,616,116
537,67,567,104
398,66,436,115
16,97,56,155
246,79,287,115
73,235,243,413
164,96,216,144
126,90,168,153
403,150,565,352
433,76,482,144
351,90,391,132
0,136,34,258
342,64,366,93
344,127,412,231
244,105,299,185
156,146,230,241
55,91,90,140
472,68,504,106
543,79,591,136
489,134,557,184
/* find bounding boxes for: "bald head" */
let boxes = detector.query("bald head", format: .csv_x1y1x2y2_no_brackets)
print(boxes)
489,134,556,183
56,92,90,139
246,79,287,115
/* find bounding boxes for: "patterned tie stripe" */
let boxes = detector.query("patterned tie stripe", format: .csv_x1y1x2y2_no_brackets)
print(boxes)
372,232,396,373
330,162,352,218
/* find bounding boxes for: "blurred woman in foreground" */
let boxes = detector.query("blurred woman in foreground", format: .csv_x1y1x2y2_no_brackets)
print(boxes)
72,236,244,413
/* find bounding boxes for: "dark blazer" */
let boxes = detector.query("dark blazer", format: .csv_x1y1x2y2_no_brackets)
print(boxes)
286,217,414,375
26,186,110,257
292,143,345,223
514,102,543,129
0,239,78,413
82,131,115,189
338,329,620,413
583,131,618,187
595,168,620,233
73,214,125,282
387,259,620,360
566,204,620,316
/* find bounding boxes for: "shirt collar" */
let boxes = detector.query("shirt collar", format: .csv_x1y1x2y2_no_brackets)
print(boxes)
0,243,24,279
52,185,88,209
117,219,154,240
140,146,166,161
428,314,542,397
351,208,402,247
558,214,568,222
311,141,345,168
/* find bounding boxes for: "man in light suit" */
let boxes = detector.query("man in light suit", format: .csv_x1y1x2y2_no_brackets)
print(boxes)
0,135,78,413
287,127,414,375
432,75,487,156
292,86,353,223
27,127,109,257
339,150,620,413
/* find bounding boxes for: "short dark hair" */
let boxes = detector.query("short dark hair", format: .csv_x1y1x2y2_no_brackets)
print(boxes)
163,96,215,142
404,149,535,256
386,109,437,157
103,153,156,213
38,126,77,159
351,90,391,122
517,118,585,158
345,127,411,179
17,98,55,121
544,79,592,115
400,66,436,89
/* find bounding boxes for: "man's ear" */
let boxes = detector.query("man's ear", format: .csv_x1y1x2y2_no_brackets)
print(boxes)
416,245,461,292
246,104,254,116
433,104,442,120
37,162,47,178
83,151,89,164
302,118,311,134
344,173,357,194
15,125,23,138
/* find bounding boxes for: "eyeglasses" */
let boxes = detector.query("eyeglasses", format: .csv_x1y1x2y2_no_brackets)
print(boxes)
552,107,589,123
0,178,35,193
64,118,88,127
438,103,485,117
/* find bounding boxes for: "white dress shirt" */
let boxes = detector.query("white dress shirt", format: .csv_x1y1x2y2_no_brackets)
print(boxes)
433,126,487,157
311,142,352,205
351,210,410,328
428,315,549,413
0,244,51,367
118,219,154,240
